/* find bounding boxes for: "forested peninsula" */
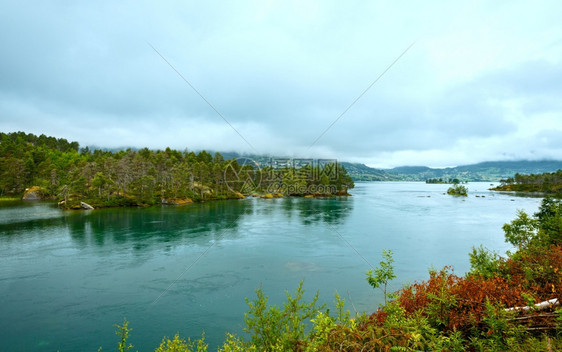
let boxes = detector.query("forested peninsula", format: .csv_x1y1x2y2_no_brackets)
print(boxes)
492,170,562,195
0,132,354,209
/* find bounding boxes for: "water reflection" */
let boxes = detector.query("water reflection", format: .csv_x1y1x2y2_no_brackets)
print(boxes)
67,200,256,248
0,197,353,248
281,196,353,225
0,202,68,236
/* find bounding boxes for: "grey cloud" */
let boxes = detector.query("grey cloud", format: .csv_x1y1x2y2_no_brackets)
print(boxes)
1,1,561,167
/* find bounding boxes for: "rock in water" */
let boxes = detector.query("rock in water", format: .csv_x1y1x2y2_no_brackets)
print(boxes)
161,197,193,205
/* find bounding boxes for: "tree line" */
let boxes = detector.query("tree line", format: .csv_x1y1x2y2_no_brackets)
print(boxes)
0,132,354,208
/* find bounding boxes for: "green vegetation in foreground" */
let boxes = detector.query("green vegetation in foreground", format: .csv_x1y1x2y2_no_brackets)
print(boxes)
447,184,468,196
491,170,562,195
0,132,354,209
108,197,562,351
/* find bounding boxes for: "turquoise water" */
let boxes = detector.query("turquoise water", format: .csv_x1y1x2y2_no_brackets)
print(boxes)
0,182,543,351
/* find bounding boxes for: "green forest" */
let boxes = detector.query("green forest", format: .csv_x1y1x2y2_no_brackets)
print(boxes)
0,132,354,208
492,170,562,194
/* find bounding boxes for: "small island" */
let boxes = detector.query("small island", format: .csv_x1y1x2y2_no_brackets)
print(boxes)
447,184,468,196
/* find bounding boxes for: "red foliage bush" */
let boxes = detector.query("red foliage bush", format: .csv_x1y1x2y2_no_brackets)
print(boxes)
391,246,561,333
321,246,561,351
498,245,562,299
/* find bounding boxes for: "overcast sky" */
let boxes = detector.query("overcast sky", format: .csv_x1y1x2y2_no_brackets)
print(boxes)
1,1,561,168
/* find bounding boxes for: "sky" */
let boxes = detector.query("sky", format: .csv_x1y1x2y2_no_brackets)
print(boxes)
1,1,562,168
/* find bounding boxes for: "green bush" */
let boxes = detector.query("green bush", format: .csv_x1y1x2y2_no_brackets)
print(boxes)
366,249,396,304
447,185,468,196
243,280,323,350
468,245,501,279
155,333,207,352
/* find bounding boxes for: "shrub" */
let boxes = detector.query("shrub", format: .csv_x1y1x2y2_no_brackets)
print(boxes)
114,319,134,352
243,280,323,351
447,185,468,196
155,333,207,352
366,249,396,304
468,245,502,279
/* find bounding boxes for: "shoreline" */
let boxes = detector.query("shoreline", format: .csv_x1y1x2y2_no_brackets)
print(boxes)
10,191,353,210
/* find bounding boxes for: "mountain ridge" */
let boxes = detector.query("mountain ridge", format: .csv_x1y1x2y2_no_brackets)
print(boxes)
343,160,562,182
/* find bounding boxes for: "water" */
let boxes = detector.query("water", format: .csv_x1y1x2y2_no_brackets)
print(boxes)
0,182,543,351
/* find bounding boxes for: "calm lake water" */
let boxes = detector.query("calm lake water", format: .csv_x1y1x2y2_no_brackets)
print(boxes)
0,182,543,351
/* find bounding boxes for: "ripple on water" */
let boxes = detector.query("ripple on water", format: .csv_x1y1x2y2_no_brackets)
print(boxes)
284,261,322,272
50,248,80,257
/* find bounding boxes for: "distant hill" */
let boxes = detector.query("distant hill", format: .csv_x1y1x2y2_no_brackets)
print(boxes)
372,160,562,182
453,160,562,175
338,162,400,181
387,166,433,175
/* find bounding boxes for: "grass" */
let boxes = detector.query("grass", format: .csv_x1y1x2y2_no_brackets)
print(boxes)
0,197,20,202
